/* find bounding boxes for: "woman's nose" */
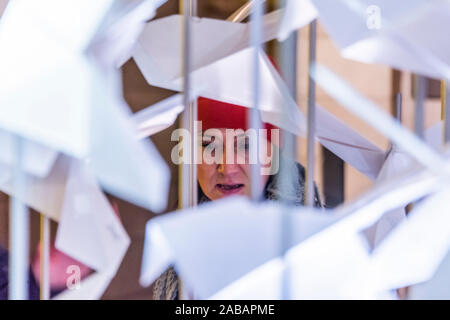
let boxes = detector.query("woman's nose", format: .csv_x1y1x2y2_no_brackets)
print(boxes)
217,148,240,174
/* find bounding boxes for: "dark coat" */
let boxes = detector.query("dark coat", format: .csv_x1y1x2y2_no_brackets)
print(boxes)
0,246,40,300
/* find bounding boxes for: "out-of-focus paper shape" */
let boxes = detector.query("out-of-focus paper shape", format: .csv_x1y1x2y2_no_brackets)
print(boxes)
145,157,442,300
368,187,450,294
0,129,58,178
363,148,412,249
0,155,70,222
309,0,450,80
134,14,386,179
209,258,284,300
0,0,8,18
287,164,446,299
212,162,443,299
88,82,170,212
133,12,307,136
409,250,450,299
311,63,450,176
0,155,130,299
277,0,317,41
0,0,170,212
315,105,385,180
365,121,444,248
133,94,184,139
90,0,167,67
0,0,166,300
140,197,339,299
424,121,444,152
53,161,130,299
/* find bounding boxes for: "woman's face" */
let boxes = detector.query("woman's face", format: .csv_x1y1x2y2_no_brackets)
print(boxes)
197,128,272,201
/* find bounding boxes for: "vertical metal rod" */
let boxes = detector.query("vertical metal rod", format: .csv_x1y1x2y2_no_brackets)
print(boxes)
396,93,402,123
190,100,198,207
414,75,427,139
40,214,50,300
305,20,317,207
249,0,263,201
278,0,299,300
178,0,197,300
442,80,450,144
189,0,197,207
179,0,195,209
9,137,29,300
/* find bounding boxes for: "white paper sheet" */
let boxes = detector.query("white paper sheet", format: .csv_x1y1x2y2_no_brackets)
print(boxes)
309,0,450,80
277,0,317,41
0,0,8,18
0,155,70,221
368,188,450,293
88,72,170,212
312,63,450,177
0,129,58,178
365,121,444,249
280,166,444,299
134,15,387,179
0,1,170,212
214,142,449,299
53,160,130,299
409,249,450,300
140,197,338,299
90,0,167,67
133,94,184,139
315,106,385,180
0,155,130,299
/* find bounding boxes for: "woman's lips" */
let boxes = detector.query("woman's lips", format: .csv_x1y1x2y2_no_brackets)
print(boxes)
215,183,244,195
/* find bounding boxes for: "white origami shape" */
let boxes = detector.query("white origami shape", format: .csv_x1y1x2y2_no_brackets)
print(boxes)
0,0,8,18
133,12,306,135
283,166,444,299
0,0,170,212
277,0,317,41
53,160,130,299
134,13,386,179
0,129,58,178
90,0,168,67
315,105,385,180
409,250,450,300
368,187,450,294
365,121,444,249
141,160,443,299
311,63,450,177
133,94,184,139
0,154,130,299
0,0,167,299
140,197,339,299
309,0,450,80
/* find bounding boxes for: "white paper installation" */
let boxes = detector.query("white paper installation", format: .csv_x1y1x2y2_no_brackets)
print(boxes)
1,0,450,300
0,0,169,299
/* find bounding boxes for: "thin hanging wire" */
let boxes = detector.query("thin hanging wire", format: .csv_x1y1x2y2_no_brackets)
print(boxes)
9,137,29,300
442,80,450,144
278,0,299,300
305,19,317,207
39,214,50,300
414,75,427,140
249,0,264,201
179,0,196,209
178,0,197,300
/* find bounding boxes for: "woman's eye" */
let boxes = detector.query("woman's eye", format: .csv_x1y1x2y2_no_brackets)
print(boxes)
236,141,250,151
